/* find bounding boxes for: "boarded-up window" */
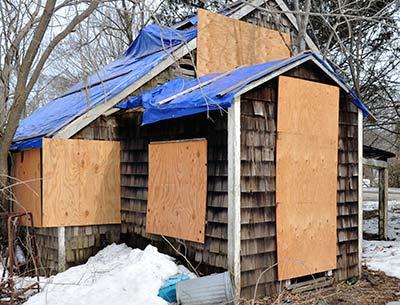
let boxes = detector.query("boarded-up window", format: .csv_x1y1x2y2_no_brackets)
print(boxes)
197,9,291,76
42,138,121,227
276,76,339,280
146,139,207,243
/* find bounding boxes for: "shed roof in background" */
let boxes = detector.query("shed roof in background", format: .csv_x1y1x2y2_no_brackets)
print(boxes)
363,145,396,161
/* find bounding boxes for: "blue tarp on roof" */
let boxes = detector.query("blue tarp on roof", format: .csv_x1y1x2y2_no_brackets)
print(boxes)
11,24,197,151
116,53,370,125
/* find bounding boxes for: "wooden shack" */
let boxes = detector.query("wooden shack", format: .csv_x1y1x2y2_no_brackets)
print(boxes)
10,3,369,299
103,54,365,298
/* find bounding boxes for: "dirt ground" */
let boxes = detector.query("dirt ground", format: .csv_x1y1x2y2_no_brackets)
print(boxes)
247,268,400,305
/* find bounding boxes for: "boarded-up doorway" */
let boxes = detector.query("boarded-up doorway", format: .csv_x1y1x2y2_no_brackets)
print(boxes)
276,76,339,280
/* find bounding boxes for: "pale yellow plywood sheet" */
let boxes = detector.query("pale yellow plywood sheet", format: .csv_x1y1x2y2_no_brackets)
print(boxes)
197,9,291,76
146,139,207,243
276,76,339,280
13,149,42,226
42,138,121,227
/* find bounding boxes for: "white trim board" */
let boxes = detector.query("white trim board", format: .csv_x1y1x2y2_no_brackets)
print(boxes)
234,56,350,98
357,109,363,278
227,96,241,296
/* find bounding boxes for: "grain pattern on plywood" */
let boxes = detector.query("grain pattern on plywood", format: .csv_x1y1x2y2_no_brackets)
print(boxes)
13,149,42,226
276,76,339,280
42,138,121,227
146,139,207,243
197,9,291,76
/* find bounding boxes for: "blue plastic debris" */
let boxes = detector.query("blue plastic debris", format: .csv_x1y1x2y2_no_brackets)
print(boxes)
158,274,190,303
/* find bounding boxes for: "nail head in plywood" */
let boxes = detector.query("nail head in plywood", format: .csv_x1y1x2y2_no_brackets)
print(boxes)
42,138,121,227
13,149,42,226
146,139,207,243
197,9,291,76
276,76,339,280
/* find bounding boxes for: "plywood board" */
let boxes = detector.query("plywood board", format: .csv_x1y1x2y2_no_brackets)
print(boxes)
146,139,207,243
42,138,121,227
197,9,291,76
276,76,339,280
13,149,42,226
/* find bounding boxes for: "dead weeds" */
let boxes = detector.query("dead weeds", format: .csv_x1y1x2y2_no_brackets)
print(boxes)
253,268,400,305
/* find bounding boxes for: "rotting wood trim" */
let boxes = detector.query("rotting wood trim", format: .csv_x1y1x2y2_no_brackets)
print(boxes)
227,96,241,296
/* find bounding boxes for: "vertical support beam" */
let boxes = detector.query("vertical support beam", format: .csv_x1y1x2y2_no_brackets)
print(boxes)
378,168,389,240
228,96,241,296
357,110,363,277
58,226,66,272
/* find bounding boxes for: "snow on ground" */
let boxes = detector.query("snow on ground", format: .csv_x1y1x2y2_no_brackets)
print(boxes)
363,199,400,280
363,200,400,240
25,243,182,305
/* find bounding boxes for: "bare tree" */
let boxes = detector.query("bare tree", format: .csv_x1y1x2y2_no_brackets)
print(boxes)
0,0,101,206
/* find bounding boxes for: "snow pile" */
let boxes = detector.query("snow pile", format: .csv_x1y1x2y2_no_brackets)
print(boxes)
25,244,180,305
363,240,400,278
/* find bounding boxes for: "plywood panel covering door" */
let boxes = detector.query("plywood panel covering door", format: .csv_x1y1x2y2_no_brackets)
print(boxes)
13,149,42,226
146,139,207,243
42,138,121,227
276,76,339,280
197,9,291,76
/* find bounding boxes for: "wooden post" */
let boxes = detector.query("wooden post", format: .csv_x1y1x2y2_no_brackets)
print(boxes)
58,226,66,272
378,167,389,240
228,96,241,296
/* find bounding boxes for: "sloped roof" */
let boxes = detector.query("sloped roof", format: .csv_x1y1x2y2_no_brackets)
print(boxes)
10,1,336,151
12,23,197,148
115,52,369,126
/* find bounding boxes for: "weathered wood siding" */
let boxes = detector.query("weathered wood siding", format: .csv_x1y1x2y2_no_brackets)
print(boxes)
239,63,359,298
117,111,229,271
240,80,279,298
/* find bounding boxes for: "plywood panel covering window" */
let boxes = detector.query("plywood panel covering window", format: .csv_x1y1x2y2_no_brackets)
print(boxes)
146,139,207,243
13,149,42,226
42,138,121,227
197,9,291,76
276,76,339,280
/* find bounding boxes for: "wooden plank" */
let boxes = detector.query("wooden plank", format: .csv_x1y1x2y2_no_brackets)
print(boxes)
197,9,291,76
13,149,42,226
146,139,207,243
42,138,121,227
363,158,387,169
276,76,339,280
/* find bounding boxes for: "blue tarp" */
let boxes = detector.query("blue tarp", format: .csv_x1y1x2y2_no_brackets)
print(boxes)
11,23,197,151
116,52,370,125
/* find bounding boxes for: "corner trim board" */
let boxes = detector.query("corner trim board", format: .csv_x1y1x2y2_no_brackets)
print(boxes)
357,110,363,278
227,96,241,296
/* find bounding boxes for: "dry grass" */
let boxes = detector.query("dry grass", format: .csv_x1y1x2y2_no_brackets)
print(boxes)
250,268,400,305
